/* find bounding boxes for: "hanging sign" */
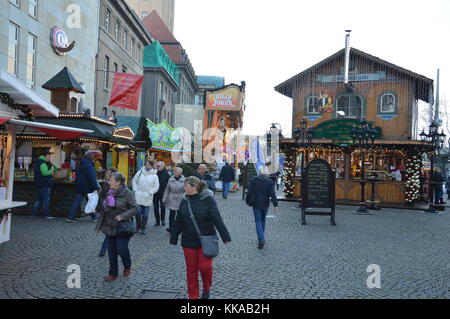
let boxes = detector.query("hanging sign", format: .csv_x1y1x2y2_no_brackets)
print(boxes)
109,73,144,110
205,85,243,111
316,71,386,83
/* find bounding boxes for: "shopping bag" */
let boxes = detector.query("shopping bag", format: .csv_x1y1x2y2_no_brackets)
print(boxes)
85,191,99,214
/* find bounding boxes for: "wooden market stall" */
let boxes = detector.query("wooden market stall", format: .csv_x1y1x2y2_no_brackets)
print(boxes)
275,45,434,208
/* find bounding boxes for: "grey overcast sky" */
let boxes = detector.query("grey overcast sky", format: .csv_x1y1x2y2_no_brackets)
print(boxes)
174,0,450,136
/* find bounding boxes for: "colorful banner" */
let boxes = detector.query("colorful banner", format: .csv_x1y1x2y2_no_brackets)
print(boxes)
109,73,144,110
146,119,183,152
205,85,242,111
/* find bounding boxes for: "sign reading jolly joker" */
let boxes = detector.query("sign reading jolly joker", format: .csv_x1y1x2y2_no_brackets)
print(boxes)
205,85,243,111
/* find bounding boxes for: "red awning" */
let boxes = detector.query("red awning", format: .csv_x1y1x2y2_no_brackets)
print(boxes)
2,118,93,139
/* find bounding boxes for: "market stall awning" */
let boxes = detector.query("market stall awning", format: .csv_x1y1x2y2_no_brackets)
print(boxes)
5,118,93,140
33,116,116,141
0,69,59,117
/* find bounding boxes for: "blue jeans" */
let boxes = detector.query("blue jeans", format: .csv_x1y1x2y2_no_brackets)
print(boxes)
136,205,149,218
32,187,52,217
253,207,268,243
99,236,108,255
106,235,131,276
68,193,96,220
222,182,231,198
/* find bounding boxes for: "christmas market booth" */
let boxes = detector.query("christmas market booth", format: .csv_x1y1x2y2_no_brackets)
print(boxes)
275,43,435,209
0,68,94,243
11,112,135,217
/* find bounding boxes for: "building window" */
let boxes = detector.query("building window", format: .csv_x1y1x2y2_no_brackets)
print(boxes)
336,94,363,118
26,34,37,89
160,81,164,98
306,96,321,114
113,63,118,73
104,56,110,89
123,29,128,49
10,0,19,7
379,92,397,113
131,37,135,57
29,0,37,18
141,11,148,19
102,107,107,117
122,65,127,73
104,8,111,32
114,19,120,41
8,23,19,76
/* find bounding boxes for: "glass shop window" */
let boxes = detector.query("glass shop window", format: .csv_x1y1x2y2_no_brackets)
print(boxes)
306,96,321,114
336,95,362,118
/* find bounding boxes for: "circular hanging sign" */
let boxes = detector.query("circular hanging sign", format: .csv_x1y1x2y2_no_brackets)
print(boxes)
50,27,75,56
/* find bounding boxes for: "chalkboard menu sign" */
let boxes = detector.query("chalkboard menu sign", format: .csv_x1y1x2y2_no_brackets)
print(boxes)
301,159,336,225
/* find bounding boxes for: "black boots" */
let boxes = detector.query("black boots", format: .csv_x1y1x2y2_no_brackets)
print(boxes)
141,217,148,234
201,291,210,299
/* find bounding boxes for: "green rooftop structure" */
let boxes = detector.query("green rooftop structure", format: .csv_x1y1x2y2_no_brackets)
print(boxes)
143,41,179,85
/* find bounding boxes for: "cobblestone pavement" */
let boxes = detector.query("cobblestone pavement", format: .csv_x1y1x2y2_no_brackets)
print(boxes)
0,191,449,299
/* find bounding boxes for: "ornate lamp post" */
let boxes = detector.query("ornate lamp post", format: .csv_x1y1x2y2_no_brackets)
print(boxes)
420,121,446,213
293,118,313,207
266,123,283,156
351,118,376,215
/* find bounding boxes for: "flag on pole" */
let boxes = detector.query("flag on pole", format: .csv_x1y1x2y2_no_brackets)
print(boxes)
109,73,144,110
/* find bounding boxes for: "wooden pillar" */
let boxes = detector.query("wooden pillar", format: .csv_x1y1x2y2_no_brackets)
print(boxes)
344,150,351,181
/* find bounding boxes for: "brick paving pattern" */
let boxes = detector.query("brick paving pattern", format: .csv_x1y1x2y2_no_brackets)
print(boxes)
0,191,449,299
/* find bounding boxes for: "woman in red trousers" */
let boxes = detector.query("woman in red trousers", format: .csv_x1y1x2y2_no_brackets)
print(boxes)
170,176,231,299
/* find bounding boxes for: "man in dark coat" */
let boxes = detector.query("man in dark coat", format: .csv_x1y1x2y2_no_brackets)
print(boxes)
239,161,257,200
31,149,57,219
67,151,100,223
153,161,170,226
245,166,278,249
432,168,445,204
195,164,216,192
219,162,235,199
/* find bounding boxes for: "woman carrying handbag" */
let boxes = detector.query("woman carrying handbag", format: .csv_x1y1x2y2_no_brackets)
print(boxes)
170,176,231,299
96,173,137,282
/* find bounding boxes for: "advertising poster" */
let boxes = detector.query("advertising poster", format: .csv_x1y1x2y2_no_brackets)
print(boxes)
205,85,242,111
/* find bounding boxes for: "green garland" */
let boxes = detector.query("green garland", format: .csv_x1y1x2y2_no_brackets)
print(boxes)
0,92,33,120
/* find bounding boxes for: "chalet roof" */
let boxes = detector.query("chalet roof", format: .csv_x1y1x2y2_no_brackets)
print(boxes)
274,47,434,103
42,67,85,94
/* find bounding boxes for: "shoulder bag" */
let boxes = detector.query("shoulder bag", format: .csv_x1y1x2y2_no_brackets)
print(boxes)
186,199,219,258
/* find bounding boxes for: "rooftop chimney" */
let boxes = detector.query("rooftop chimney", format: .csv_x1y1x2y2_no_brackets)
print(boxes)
344,30,352,85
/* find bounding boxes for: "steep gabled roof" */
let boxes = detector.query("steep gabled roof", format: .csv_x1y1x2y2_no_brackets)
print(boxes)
275,47,433,102
42,67,85,93
142,10,178,44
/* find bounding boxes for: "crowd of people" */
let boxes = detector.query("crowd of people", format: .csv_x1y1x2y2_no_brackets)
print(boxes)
30,151,285,298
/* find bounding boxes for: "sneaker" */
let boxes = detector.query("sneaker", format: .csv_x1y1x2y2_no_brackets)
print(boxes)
91,218,97,222
140,228,146,235
166,228,171,233
66,218,77,223
161,221,166,226
258,242,265,249
98,252,105,257
104,275,118,282
45,216,54,220
123,269,131,277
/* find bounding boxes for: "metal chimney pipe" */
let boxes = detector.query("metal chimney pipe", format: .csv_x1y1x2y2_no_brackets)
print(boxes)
435,68,440,125
344,30,352,84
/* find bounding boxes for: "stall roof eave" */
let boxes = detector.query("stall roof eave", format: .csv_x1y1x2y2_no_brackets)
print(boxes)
0,68,59,117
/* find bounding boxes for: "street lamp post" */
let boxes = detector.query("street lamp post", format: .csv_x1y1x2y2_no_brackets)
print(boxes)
293,118,313,207
351,118,376,215
420,121,446,213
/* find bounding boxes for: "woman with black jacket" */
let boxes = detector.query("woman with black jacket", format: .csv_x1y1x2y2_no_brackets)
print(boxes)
170,176,231,299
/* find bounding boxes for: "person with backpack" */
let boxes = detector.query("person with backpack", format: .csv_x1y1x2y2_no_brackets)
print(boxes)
195,164,216,193
132,160,159,234
245,166,278,249
67,150,101,223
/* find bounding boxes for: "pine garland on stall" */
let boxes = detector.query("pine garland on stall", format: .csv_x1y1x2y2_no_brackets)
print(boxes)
405,155,421,203
0,92,33,120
